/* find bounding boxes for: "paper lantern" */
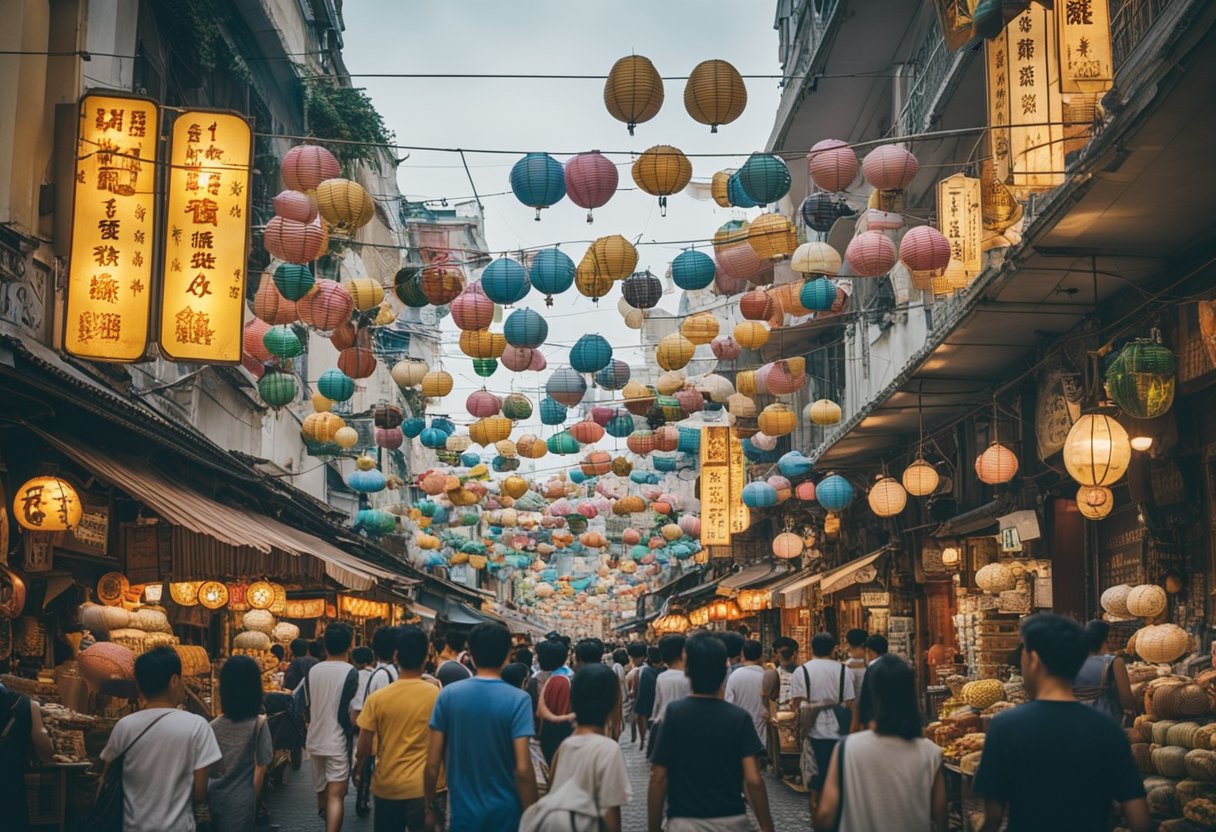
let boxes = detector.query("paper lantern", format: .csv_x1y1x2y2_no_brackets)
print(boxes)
800,277,837,312
547,367,587,406
868,476,907,517
801,192,854,233
795,481,817,502
791,242,842,277
338,346,377,379
252,276,298,326
742,481,778,508
726,171,760,208
564,150,618,222
738,153,791,204
281,144,340,192
273,263,315,302
481,258,530,305
472,358,498,378
773,531,804,559
845,231,898,277
656,333,695,371
499,393,532,422
902,459,940,497
570,420,605,444
297,279,353,334
607,413,636,438
899,226,952,273
590,234,639,280
470,415,513,446
711,336,741,361
728,393,757,419
448,287,492,333
632,145,692,213
581,451,612,477
807,138,858,192
733,321,770,350
862,145,919,191
548,431,580,455
594,359,631,390
625,430,655,456
1077,485,1114,520
766,359,806,395
739,290,774,322
262,325,302,360
715,242,767,285
603,54,664,134
502,308,548,349
696,373,734,403
539,396,568,426
394,267,428,307
675,388,704,414
529,248,576,304
805,398,842,426
975,442,1019,484
710,169,734,207
1101,584,1133,618
622,382,656,418
258,371,298,408
570,334,613,374
510,152,566,219
758,403,796,437
420,265,465,305
671,249,716,290
301,411,345,444
679,313,718,346
575,259,614,301
315,178,374,231
684,59,747,132
263,216,328,264
466,390,502,419
499,347,532,372
13,476,81,531
1105,338,1177,419
1126,584,1167,618
273,190,317,225
1063,414,1131,487
389,359,426,390
1134,623,1188,663
621,272,662,310
421,370,454,398
817,474,854,511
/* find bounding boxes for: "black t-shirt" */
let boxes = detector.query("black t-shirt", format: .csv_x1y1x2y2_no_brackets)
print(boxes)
973,700,1145,831
652,696,765,819
435,659,472,687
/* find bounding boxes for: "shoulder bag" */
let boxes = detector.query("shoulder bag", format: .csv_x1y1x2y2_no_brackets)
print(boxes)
832,664,852,736
81,712,171,832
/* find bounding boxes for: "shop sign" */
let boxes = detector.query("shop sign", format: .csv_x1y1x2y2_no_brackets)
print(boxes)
338,594,390,620
123,521,170,583
64,93,160,362
860,591,890,608
1000,526,1023,552
699,427,731,546
728,431,749,535
158,111,252,363
73,509,109,550
284,598,326,619
1056,0,1113,93
986,3,1065,196
936,173,983,277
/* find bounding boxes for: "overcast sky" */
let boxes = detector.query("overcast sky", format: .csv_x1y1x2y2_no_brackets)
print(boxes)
342,1,780,456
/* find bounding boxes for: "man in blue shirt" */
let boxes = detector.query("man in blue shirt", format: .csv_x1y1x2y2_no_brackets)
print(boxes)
425,622,537,831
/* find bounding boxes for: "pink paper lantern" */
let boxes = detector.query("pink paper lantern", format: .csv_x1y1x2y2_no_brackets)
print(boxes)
674,388,703,413
528,350,547,372
450,286,496,331
243,317,273,362
466,390,502,418
766,360,807,395
375,427,404,449
264,216,328,264
845,231,898,277
564,151,619,222
281,145,340,192
767,475,792,502
796,480,817,501
272,190,318,223
591,405,618,427
753,364,771,396
577,501,598,519
252,277,298,325
862,145,919,191
807,139,859,193
678,515,700,537
622,527,641,545
715,243,765,283
296,279,354,334
711,336,742,361
751,432,778,451
501,346,534,372
899,226,952,273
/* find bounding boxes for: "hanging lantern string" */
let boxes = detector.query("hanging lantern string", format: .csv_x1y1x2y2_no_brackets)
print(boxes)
299,70,901,82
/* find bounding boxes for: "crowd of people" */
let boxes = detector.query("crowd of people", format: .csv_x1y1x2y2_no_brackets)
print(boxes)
0,612,1151,831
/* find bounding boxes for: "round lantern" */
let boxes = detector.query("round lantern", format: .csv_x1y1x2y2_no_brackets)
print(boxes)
570,334,613,374
450,286,495,332
799,277,837,313
1104,338,1176,419
547,367,588,406
13,476,82,531
868,476,908,517
671,249,716,290
711,336,742,361
603,54,664,134
446,433,471,452
510,152,566,219
393,267,428,308
778,449,813,477
773,532,804,559
594,359,631,390
470,415,512,446
1077,485,1114,521
400,417,424,439
742,481,778,509
748,214,798,261
315,178,375,232
273,189,317,223
1063,414,1131,487
656,334,695,371
273,263,315,301
581,451,612,477
845,231,898,277
302,412,345,444
420,370,454,398
632,145,692,213
975,442,1019,484
728,393,757,419
710,169,734,207
570,420,605,444
1101,584,1133,618
252,277,298,326
1134,623,1189,663
281,144,340,192
816,474,854,511
500,393,532,421
481,258,530,305
975,563,1016,594
807,138,859,192
375,427,404,449
466,390,502,418
472,358,498,378
503,308,548,349
726,172,760,208
792,245,840,281
607,413,636,438
739,290,774,322
627,430,656,455
796,481,817,502
540,396,568,425
263,325,302,360
902,459,940,497
1126,584,1167,618
621,272,663,310
334,426,360,450
500,347,534,373
733,321,770,350
737,153,791,204
575,259,614,301
590,235,639,281
801,192,854,233
862,145,919,191
297,279,354,334
696,373,734,403
547,431,580,455
263,216,328,264
675,388,704,414
899,226,952,273
420,265,465,305
758,403,797,437
683,59,747,132
338,346,377,380
258,372,298,408
243,318,273,364
564,150,618,222
529,247,576,305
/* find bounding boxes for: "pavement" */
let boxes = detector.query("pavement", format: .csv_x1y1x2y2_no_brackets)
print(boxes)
265,733,811,831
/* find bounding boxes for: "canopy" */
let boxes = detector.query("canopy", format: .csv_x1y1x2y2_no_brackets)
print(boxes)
717,562,794,595
819,547,892,595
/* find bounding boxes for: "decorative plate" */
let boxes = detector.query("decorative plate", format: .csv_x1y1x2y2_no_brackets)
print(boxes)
197,581,229,610
247,581,275,610
97,572,129,606
169,581,201,606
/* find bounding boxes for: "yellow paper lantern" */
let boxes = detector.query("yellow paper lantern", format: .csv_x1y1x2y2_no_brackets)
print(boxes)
656,333,696,371
315,178,375,231
345,278,384,312
747,213,798,261
773,531,804,559
1063,414,1132,488
13,476,82,531
590,235,639,281
301,412,346,444
901,458,940,497
656,370,687,395
758,403,797,437
711,169,735,207
680,313,719,345
421,370,454,398
733,321,770,350
575,257,614,300
459,329,506,359
469,415,513,446
683,59,747,132
632,145,692,212
806,399,842,426
727,393,757,419
791,241,842,275
391,358,429,388
867,476,908,517
445,434,471,453
333,426,359,449
603,55,664,134
1077,485,1114,520
495,439,517,457
975,442,1019,484
623,308,645,329
502,476,529,499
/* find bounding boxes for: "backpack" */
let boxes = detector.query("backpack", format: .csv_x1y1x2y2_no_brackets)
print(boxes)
517,778,606,832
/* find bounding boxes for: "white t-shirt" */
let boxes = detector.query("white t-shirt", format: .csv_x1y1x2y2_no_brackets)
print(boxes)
651,668,692,725
305,661,356,756
352,662,398,711
787,658,856,740
550,733,632,813
100,708,222,832
724,664,768,746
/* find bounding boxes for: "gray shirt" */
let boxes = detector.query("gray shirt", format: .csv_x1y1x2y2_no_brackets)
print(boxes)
208,715,273,831
837,731,943,832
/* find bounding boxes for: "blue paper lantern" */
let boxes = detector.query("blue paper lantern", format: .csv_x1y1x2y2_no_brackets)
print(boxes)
594,359,631,390
401,417,426,438
742,481,778,508
738,153,792,204
629,470,657,484
529,248,576,303
727,172,759,208
801,277,837,312
317,368,355,402
677,427,700,454
355,508,397,535
503,308,548,349
348,468,386,493
460,452,480,467
630,544,650,561
481,258,530,305
671,249,716,290
653,455,677,472
570,334,613,374
431,418,455,435
817,474,855,511
606,414,635,438
569,470,587,484
742,438,780,463
539,396,568,425
431,505,449,524
510,152,566,218
419,428,448,449
778,451,813,478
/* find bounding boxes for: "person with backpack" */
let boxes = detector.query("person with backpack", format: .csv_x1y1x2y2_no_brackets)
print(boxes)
303,622,360,832
632,645,662,750
97,647,223,832
520,663,631,832
0,680,53,832
435,630,473,686
789,632,856,811
352,626,401,817
1073,620,1136,724
207,655,273,832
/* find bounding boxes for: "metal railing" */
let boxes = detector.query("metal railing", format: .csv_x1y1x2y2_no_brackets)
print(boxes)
1112,0,1177,69
781,0,843,81
896,16,954,136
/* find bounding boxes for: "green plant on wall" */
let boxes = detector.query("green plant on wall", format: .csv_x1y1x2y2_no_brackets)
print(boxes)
159,0,253,85
304,79,394,170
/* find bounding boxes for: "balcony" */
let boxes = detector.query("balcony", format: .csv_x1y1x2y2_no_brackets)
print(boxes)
1113,0,1178,69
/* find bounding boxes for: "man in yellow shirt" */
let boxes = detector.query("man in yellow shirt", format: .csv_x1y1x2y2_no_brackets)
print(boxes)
355,625,442,832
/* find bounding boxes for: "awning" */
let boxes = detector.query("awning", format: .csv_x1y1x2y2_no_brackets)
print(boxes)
773,570,822,607
933,495,1016,538
614,609,660,633
717,562,794,595
410,601,439,621
444,601,500,627
670,574,727,609
489,604,550,638
819,547,893,595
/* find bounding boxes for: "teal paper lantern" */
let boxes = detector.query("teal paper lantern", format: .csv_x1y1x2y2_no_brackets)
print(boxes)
595,359,631,390
348,468,386,493
569,470,588,484
727,172,759,208
460,451,480,467
258,372,298,408
529,247,576,304
778,451,813,478
801,277,837,312
630,544,650,561
653,455,677,472
263,325,302,359
273,263,315,301
738,153,792,204
539,396,568,425
742,438,779,463
356,508,398,535
606,414,635,438
481,258,530,305
420,428,448,449
472,358,498,377
510,152,566,219
547,431,579,455
816,474,855,511
431,417,455,435
317,368,354,402
676,427,700,454
570,334,612,374
418,501,437,517
503,308,548,348
742,481,778,508
402,417,426,438
671,249,716,290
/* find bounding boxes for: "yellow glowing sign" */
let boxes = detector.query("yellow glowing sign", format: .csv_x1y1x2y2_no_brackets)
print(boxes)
159,111,253,363
700,426,731,546
64,94,160,361
728,431,750,535
937,173,983,277
1057,0,1113,94
338,594,391,620
986,3,1065,196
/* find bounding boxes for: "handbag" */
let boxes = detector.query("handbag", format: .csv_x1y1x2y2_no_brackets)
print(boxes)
832,664,852,736
81,712,170,832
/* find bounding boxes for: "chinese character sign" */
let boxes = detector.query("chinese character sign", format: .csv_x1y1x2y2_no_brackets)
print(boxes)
64,94,159,361
1057,0,1113,93
700,426,731,546
159,111,252,362
936,173,983,276
728,431,749,535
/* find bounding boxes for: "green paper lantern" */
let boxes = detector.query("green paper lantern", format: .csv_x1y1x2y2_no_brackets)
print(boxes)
501,393,533,421
394,267,428,307
472,358,498,378
547,431,579,455
258,372,298,408
273,263,315,301
263,324,303,359
1105,338,1176,419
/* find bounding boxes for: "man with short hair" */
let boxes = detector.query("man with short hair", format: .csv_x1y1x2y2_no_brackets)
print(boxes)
633,645,663,750
855,633,891,727
305,623,360,832
844,628,868,695
975,614,1149,832
623,642,647,744
725,639,769,749
647,634,690,758
435,630,473,686
863,633,888,665
717,630,746,676
648,635,775,832
762,637,800,772
283,637,318,691
356,626,441,832
788,632,855,808
426,623,537,832
99,647,222,832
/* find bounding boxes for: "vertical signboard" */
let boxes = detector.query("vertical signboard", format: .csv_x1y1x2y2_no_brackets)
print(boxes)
699,426,731,546
936,173,983,277
64,94,159,361
1057,0,1113,93
728,430,750,536
159,111,253,363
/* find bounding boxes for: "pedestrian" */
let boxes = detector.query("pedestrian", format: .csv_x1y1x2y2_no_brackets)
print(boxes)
355,626,442,832
717,630,745,676
788,632,856,809
863,634,887,665
844,629,868,696
352,626,402,817
435,630,473,686
623,642,646,743
303,622,360,832
0,679,53,832
633,645,662,750
647,633,690,757
612,647,629,731
648,634,775,832
515,646,535,676
1073,620,1137,724
309,639,326,660
502,661,531,690
425,622,537,832
973,613,1149,832
526,663,631,831
855,634,890,728
98,647,222,832
814,654,946,832
762,637,800,713
535,637,576,765
725,639,768,748
208,655,273,832
282,637,318,692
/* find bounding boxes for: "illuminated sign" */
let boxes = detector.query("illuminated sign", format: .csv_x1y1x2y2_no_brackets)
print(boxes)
700,426,731,546
936,173,983,277
728,430,750,535
159,111,253,362
64,94,159,361
1057,0,1113,94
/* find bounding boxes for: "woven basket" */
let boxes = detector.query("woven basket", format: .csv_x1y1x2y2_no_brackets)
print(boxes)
975,562,1016,594
1148,784,1179,817
1155,720,1182,745
1178,779,1216,809
1101,584,1134,618
1127,584,1168,618
1169,722,1206,748
233,630,271,651
1154,745,1190,778
1187,750,1216,782
1138,624,1190,664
